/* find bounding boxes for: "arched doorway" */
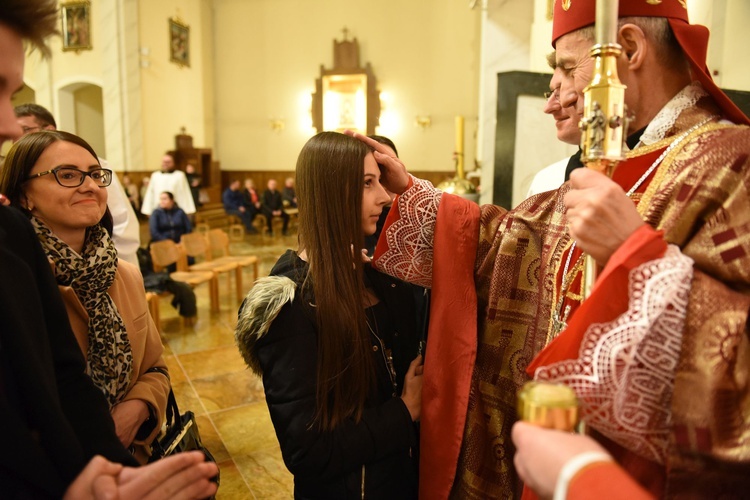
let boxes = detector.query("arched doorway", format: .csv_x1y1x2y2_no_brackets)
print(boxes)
58,82,106,157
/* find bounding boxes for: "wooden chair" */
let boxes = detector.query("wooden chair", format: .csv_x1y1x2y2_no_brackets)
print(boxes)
207,229,259,288
180,232,243,303
149,239,220,313
226,214,245,241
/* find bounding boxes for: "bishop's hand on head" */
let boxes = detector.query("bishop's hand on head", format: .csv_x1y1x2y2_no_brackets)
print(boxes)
345,130,410,195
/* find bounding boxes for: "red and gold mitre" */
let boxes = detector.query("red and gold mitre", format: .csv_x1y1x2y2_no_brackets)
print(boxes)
551,0,749,125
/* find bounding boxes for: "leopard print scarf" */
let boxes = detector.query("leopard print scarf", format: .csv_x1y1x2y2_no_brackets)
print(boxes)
31,217,133,408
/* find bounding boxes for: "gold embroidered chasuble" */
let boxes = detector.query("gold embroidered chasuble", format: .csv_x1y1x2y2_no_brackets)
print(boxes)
376,99,750,499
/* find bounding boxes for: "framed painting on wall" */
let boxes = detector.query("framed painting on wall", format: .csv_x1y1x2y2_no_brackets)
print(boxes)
169,17,190,67
61,1,92,52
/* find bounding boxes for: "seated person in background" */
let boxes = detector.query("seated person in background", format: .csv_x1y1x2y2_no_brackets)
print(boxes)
149,191,192,243
0,130,170,464
236,131,423,498
242,178,261,234
140,176,150,206
0,1,217,496
282,176,297,208
140,153,196,217
261,178,290,236
223,178,255,233
122,174,140,213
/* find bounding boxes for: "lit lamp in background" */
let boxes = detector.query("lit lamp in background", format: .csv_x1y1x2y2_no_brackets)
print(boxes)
517,381,579,432
269,118,285,133
415,115,432,130
437,115,479,203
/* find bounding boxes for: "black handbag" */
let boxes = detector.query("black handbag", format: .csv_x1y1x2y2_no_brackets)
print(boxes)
149,389,220,488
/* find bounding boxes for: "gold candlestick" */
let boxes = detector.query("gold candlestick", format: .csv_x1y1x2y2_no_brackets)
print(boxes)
455,115,465,179
595,0,617,46
438,115,478,202
517,381,579,432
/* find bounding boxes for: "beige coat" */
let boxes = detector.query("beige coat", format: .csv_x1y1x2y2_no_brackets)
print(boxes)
55,259,169,457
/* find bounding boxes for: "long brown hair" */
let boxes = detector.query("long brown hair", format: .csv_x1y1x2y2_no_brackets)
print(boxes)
296,131,375,430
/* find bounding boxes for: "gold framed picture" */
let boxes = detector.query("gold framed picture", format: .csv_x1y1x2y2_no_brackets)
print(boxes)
169,17,190,67
61,1,92,52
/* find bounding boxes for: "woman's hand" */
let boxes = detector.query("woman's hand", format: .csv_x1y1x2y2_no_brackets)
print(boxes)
401,355,424,422
344,131,410,195
564,168,645,266
111,399,151,447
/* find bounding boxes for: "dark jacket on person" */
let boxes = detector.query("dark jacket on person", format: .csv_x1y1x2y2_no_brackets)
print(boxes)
236,250,419,499
149,205,192,243
222,187,244,212
261,188,284,212
0,207,136,498
282,186,297,208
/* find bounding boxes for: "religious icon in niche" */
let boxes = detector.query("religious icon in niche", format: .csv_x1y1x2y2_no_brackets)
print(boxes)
169,17,190,67
322,74,368,133
61,1,92,52
312,29,381,135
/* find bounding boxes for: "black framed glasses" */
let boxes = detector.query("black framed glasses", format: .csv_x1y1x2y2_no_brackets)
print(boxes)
26,166,113,188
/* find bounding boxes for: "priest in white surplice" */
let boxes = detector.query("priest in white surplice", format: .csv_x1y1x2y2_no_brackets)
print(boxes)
140,152,196,216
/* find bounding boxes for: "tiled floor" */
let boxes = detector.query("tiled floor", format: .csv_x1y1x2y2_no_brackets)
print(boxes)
150,227,298,499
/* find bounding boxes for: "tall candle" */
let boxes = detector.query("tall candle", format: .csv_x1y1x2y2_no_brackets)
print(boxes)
595,0,618,45
455,115,465,178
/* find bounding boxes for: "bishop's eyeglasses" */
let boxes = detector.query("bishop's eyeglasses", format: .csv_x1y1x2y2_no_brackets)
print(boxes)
26,166,113,188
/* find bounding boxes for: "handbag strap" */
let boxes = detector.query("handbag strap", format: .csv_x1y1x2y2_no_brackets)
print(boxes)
145,366,178,428
165,388,180,429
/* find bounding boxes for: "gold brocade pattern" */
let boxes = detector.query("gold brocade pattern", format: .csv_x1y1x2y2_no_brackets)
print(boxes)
452,101,750,499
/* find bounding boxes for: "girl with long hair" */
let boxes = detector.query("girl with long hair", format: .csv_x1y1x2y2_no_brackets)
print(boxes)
237,131,422,498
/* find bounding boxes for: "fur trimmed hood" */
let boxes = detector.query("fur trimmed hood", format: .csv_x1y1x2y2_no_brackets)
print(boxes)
235,275,297,375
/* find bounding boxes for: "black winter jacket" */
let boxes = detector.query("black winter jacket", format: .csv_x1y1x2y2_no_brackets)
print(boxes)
236,250,420,499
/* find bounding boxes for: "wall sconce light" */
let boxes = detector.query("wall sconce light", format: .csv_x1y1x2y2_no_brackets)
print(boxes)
139,46,151,69
269,118,285,132
415,115,432,130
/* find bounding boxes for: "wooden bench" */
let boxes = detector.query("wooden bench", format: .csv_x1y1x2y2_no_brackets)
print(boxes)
194,204,244,240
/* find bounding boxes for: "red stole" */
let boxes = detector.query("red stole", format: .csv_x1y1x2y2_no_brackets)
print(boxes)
375,190,481,500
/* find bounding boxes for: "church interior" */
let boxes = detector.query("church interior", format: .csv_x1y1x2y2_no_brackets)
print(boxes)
15,0,750,498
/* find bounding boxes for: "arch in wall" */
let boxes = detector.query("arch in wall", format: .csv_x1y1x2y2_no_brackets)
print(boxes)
56,79,106,158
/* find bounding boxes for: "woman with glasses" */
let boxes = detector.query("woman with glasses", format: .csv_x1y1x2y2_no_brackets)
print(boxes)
0,131,169,463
